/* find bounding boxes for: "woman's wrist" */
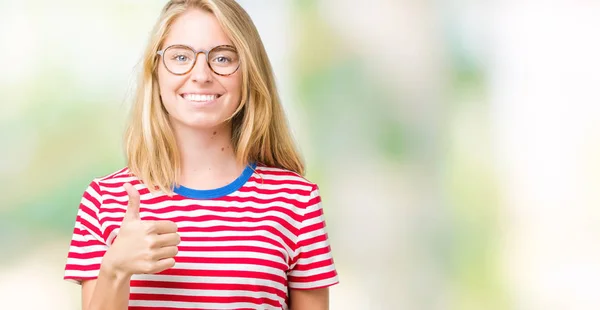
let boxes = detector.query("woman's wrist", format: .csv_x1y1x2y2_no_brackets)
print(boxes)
100,250,132,282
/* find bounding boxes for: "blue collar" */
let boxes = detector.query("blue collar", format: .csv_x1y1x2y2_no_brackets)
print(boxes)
173,162,256,199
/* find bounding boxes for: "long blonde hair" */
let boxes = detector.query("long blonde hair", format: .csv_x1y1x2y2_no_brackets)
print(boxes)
125,0,304,194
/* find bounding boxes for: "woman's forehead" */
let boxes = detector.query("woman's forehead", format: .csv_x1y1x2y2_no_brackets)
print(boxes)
163,8,233,49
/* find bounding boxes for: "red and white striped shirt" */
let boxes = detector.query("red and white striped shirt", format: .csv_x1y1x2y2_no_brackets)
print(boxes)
64,164,338,309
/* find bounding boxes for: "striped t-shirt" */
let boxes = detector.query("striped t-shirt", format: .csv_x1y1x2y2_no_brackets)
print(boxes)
64,164,339,309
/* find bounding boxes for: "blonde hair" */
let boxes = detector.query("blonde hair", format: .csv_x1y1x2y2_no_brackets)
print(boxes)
125,0,304,194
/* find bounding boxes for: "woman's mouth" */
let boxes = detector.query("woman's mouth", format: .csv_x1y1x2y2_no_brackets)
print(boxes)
180,93,222,106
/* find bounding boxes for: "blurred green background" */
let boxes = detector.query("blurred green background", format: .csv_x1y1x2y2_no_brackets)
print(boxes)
1,0,599,309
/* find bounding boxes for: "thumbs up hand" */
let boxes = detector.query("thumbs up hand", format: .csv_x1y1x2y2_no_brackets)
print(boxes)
102,183,181,277
122,183,142,222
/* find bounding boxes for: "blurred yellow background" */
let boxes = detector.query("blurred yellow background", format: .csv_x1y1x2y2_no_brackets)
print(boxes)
1,0,600,309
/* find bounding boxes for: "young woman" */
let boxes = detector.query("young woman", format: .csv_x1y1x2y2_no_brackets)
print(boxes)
63,0,338,309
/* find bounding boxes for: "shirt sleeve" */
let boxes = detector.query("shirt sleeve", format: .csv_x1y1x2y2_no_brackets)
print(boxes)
288,184,339,290
64,180,108,284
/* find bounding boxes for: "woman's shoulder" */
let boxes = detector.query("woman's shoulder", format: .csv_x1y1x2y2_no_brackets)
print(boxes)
76,167,139,210
87,166,140,190
253,164,318,191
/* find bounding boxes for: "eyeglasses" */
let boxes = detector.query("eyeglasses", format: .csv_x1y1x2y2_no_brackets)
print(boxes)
156,44,241,76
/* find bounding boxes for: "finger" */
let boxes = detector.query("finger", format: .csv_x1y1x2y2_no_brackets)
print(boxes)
152,246,179,260
153,233,181,248
123,183,141,221
147,258,176,274
150,220,178,234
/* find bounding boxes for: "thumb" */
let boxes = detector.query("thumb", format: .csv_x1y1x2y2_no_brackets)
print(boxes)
123,183,141,221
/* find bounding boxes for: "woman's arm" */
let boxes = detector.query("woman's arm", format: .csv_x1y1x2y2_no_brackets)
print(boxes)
80,184,179,310
289,288,330,310
81,262,131,310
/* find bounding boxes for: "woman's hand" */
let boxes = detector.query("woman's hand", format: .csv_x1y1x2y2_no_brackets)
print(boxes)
101,183,180,277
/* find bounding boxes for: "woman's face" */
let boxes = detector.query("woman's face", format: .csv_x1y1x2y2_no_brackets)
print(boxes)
157,8,242,132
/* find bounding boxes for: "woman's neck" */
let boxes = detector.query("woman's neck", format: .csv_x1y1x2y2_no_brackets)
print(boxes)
171,121,246,190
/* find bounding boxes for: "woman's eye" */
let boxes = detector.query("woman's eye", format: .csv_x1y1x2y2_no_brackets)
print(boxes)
214,56,230,63
173,55,189,62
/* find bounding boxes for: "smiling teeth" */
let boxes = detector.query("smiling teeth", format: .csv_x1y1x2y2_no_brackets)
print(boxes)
183,94,218,102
